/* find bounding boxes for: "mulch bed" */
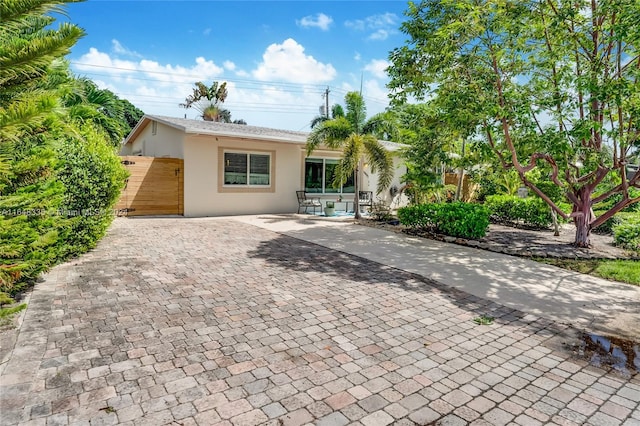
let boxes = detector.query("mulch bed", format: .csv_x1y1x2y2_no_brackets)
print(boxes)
356,219,636,260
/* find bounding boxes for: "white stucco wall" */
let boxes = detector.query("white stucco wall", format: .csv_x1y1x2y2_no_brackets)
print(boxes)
183,135,303,216
120,121,184,158
365,155,409,208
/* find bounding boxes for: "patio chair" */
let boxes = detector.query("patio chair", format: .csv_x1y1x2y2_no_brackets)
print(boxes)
296,191,322,214
358,191,373,210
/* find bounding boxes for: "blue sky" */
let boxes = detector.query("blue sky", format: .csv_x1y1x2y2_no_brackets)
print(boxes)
62,1,410,131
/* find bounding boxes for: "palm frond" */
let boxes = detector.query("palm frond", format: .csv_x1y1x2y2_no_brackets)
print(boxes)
0,22,85,88
332,134,363,188
0,0,80,33
310,115,328,129
363,135,394,194
363,112,399,141
305,117,353,156
0,91,60,142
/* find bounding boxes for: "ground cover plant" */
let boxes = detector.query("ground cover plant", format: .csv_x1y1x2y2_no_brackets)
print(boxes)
536,258,640,285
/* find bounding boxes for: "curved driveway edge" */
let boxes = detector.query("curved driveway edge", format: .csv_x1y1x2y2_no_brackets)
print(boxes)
0,217,638,426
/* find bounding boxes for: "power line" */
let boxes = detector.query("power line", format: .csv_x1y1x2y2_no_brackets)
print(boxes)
70,61,328,92
69,61,391,111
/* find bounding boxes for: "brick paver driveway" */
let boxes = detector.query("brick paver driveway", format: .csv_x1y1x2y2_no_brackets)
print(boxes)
1,218,639,425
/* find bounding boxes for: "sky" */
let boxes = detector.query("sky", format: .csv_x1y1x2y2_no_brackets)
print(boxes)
61,1,411,131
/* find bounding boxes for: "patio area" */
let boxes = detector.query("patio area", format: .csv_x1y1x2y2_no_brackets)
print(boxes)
0,217,638,425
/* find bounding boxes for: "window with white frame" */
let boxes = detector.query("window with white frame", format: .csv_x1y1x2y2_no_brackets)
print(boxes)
224,152,270,186
304,158,354,194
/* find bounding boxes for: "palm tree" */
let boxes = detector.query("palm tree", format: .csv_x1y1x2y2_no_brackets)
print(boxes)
306,92,395,219
180,81,228,122
0,0,84,143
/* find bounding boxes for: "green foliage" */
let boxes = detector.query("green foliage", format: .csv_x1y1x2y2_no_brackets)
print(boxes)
0,292,14,305
55,125,127,255
473,315,494,325
0,1,129,295
485,195,555,228
0,303,26,327
536,258,640,285
0,123,126,294
595,260,640,285
306,92,395,218
388,0,640,246
398,202,489,239
613,218,640,252
592,210,622,235
0,0,85,142
594,188,640,213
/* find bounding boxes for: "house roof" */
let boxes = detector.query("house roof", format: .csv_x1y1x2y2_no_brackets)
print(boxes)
124,115,406,151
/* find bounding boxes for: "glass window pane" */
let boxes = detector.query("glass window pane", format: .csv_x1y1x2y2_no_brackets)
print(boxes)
224,153,247,185
249,154,270,185
305,159,323,193
324,160,339,193
342,172,355,193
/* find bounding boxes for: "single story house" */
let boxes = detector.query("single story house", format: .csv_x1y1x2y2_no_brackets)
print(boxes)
120,115,408,217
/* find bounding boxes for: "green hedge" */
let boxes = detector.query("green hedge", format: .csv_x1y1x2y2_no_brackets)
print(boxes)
613,216,640,252
484,194,554,228
398,202,489,239
0,125,126,294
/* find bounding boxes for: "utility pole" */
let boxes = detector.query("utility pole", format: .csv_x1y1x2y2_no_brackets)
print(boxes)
323,87,330,118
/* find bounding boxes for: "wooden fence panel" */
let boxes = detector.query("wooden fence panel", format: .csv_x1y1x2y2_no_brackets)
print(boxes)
116,156,183,216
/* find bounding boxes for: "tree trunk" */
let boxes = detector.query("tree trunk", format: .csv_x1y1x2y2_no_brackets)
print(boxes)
551,207,560,236
573,187,593,247
354,167,361,219
455,139,466,201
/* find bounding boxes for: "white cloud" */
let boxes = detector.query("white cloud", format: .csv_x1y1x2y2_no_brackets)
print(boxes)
345,13,399,40
111,39,142,58
252,38,336,84
364,59,390,79
354,52,361,61
203,28,211,36
368,30,390,41
72,46,330,131
297,13,333,31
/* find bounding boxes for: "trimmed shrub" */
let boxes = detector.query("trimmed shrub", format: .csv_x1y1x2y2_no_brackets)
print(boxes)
484,194,553,228
592,210,622,235
613,217,640,252
398,202,489,239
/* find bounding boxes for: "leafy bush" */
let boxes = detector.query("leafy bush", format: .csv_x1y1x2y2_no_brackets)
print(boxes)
592,210,622,235
534,180,565,203
613,217,640,252
55,125,127,256
484,194,553,228
398,202,489,239
593,188,640,213
0,125,126,294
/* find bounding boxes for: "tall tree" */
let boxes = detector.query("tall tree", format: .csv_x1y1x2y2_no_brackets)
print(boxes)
388,0,640,247
179,81,245,124
0,0,84,142
306,92,395,219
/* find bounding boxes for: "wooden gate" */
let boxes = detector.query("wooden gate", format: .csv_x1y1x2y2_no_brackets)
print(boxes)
116,156,183,216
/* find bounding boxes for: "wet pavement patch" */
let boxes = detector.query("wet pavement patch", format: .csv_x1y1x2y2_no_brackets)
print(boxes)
569,332,639,377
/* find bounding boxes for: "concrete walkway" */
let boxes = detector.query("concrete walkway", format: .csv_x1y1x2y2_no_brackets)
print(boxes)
0,217,638,426
235,214,640,341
